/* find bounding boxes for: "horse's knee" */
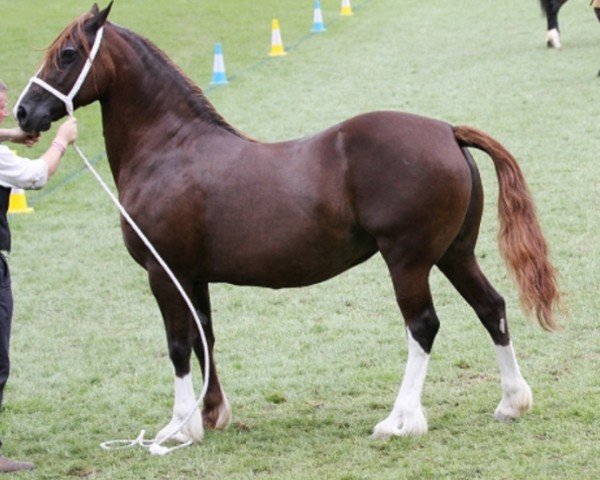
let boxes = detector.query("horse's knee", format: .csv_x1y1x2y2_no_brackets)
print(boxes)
477,294,510,344
168,340,192,373
407,307,440,353
476,292,505,320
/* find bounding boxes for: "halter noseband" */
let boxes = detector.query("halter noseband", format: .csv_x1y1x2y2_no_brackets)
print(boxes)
14,26,105,118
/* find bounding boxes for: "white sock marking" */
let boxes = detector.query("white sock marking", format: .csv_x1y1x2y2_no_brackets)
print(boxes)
173,374,196,416
495,342,523,387
372,328,429,438
155,373,204,444
494,342,532,421
394,329,429,410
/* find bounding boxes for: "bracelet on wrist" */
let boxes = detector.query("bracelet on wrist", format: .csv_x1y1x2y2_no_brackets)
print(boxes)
51,141,66,156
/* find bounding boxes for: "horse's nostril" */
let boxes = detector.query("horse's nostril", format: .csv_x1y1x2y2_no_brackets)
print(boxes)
16,106,27,123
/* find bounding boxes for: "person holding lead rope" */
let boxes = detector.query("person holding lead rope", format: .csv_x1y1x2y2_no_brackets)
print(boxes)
0,79,77,473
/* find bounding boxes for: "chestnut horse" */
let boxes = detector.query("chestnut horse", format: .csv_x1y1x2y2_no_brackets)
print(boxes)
16,4,560,444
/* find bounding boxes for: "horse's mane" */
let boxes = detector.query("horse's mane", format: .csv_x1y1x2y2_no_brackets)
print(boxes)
113,24,251,141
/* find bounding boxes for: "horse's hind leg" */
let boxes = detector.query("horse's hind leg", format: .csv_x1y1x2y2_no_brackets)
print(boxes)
148,269,204,444
191,282,231,430
437,249,533,421
372,259,439,439
435,145,532,421
544,0,568,48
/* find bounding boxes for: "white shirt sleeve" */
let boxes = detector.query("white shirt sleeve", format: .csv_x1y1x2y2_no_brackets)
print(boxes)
0,144,49,190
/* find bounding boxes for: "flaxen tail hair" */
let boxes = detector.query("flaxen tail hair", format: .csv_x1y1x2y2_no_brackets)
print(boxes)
453,125,561,331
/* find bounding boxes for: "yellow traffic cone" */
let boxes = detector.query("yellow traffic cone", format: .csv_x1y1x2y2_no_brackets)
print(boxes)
340,0,353,16
8,188,34,214
268,19,287,56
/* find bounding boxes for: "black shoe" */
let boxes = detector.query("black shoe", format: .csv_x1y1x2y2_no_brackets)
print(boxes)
0,456,35,472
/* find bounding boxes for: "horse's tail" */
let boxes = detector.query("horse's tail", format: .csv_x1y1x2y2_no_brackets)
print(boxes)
453,125,561,331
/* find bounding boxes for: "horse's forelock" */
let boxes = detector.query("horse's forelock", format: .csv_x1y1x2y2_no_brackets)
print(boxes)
42,13,95,73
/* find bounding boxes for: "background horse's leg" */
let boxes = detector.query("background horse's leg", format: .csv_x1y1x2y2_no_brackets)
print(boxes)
191,282,232,430
372,256,439,439
542,0,569,48
148,269,204,444
596,2,600,76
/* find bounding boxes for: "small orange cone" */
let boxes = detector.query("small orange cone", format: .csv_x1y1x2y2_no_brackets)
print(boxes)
8,188,34,214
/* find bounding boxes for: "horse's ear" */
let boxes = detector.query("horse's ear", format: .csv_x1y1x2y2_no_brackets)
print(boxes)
87,1,113,30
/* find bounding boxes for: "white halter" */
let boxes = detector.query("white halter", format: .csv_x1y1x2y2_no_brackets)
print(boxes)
14,27,105,118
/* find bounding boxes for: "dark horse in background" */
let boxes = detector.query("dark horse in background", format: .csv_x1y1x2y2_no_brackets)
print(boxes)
540,0,600,49
16,3,561,444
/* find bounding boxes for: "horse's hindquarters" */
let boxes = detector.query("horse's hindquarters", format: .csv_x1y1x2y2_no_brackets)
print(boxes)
343,111,472,264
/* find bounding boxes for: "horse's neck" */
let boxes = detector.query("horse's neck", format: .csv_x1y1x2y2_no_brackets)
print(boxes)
99,26,245,184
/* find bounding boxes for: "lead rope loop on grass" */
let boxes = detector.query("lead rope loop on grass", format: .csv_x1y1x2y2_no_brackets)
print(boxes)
13,26,209,456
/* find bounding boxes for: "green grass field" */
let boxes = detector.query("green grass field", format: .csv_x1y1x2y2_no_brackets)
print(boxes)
0,0,598,478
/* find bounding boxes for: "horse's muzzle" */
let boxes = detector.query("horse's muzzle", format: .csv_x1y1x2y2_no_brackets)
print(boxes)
16,104,52,133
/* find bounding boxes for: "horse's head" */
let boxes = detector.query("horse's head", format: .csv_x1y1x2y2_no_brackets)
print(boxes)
16,2,113,133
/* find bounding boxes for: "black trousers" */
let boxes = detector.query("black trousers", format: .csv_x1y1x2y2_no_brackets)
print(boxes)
0,254,13,414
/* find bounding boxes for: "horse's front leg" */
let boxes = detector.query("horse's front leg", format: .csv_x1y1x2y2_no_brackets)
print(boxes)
192,282,232,430
148,269,204,444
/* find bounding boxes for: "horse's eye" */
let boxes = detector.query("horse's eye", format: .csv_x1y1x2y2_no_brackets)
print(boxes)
60,48,78,65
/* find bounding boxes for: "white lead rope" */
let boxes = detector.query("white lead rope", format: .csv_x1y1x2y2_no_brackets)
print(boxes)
73,142,211,456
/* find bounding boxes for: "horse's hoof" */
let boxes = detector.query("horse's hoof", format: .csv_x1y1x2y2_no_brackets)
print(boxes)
203,393,232,430
494,380,533,422
371,408,428,439
155,408,205,445
546,29,561,49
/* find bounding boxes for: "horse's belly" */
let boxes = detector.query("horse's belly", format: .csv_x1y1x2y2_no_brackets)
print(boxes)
205,223,377,288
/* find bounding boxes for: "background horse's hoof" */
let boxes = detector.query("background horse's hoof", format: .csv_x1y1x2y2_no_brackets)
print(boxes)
546,29,561,49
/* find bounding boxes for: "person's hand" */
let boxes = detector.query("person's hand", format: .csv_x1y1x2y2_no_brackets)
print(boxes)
54,116,78,146
24,131,40,148
8,127,40,147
